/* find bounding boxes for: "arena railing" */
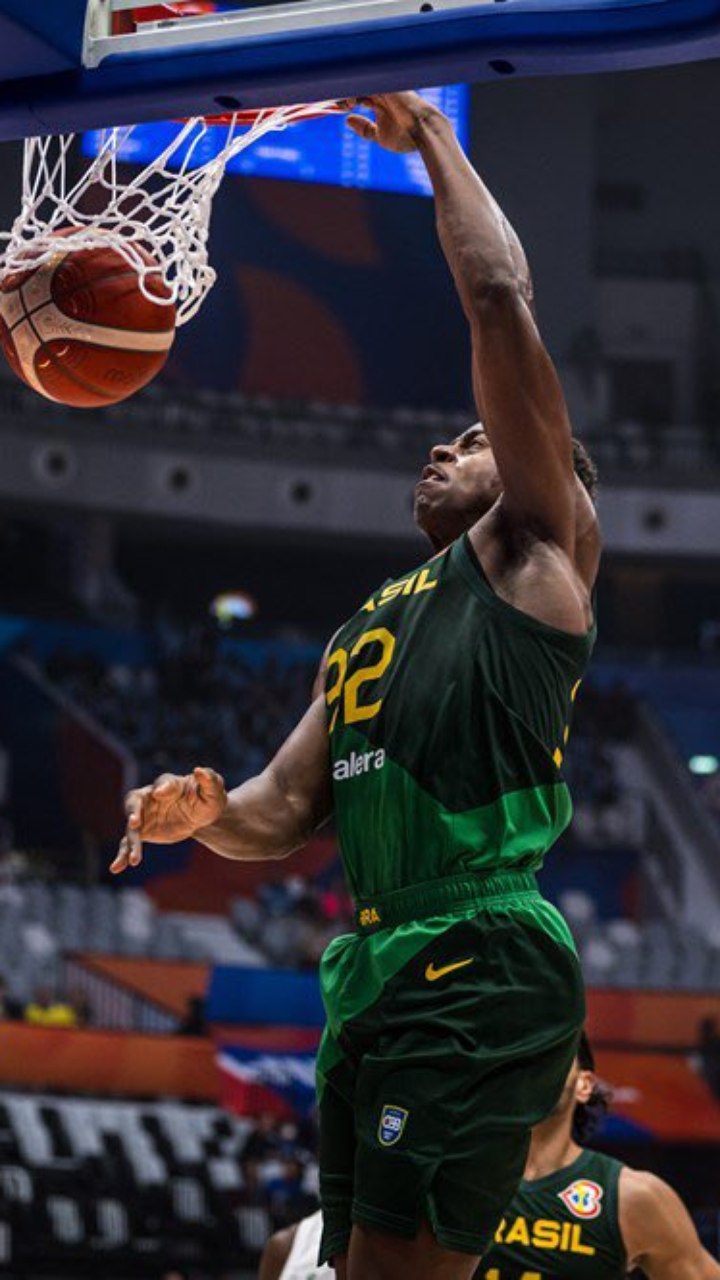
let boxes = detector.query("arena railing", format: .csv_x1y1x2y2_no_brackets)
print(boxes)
65,955,179,1033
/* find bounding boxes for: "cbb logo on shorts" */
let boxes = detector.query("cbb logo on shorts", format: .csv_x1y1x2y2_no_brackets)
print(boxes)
378,1104,409,1147
558,1179,604,1220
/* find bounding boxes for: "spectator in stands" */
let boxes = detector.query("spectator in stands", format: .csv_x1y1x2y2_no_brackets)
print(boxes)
318,873,353,925
266,1154,315,1229
24,985,78,1028
67,987,91,1028
242,1111,282,1165
252,872,353,969
699,1017,720,1100
178,994,207,1036
0,975,21,1020
236,1158,273,1256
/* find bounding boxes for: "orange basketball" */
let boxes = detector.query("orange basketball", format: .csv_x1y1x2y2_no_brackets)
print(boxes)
0,237,176,408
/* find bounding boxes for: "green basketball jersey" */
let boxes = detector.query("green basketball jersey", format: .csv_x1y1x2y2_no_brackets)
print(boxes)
478,1149,627,1279
325,533,595,901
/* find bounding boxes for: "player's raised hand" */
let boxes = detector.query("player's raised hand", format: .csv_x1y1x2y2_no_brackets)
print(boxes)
345,92,443,153
110,766,227,875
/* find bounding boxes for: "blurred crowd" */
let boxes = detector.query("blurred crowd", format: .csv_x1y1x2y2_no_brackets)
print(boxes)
564,681,643,848
234,872,354,969
235,1111,318,1241
41,624,317,781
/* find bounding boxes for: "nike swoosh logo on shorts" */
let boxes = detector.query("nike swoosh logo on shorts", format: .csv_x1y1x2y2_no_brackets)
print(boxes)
425,957,474,982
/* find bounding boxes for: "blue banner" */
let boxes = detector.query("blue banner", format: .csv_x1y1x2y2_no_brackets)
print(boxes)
208,966,325,1028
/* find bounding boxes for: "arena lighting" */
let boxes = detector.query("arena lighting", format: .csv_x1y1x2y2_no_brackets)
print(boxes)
688,755,720,776
210,590,258,626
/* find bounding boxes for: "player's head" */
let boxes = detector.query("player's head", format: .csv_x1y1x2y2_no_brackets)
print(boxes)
547,1031,610,1142
413,424,598,549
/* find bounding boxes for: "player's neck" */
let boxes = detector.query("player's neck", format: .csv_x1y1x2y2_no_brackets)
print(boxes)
523,1116,583,1183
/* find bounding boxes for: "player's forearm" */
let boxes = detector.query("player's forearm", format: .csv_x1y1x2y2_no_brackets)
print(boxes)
414,111,532,316
195,769,316,862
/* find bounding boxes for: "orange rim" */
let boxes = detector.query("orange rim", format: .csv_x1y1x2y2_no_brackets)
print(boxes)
176,102,346,127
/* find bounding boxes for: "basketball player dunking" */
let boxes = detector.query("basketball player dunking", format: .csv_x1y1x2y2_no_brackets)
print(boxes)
260,1034,720,1280
114,92,601,1279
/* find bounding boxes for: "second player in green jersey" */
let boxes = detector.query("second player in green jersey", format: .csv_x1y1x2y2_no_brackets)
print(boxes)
480,1034,719,1280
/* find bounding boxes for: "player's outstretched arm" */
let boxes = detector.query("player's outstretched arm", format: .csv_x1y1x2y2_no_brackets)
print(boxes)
348,93,577,553
620,1169,720,1279
110,695,332,873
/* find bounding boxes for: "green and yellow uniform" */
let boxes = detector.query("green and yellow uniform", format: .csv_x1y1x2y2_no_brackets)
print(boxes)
317,534,595,1262
479,1149,627,1278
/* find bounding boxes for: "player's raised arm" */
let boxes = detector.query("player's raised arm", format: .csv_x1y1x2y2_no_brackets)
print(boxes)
620,1169,720,1279
110,695,332,873
348,93,576,553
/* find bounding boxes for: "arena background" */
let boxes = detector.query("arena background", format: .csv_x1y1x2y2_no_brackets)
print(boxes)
0,53,719,1280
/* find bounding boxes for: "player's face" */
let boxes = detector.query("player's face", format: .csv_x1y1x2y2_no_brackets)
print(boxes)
414,425,502,548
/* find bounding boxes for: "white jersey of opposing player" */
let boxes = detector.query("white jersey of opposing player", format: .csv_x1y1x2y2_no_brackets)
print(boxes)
279,1210,334,1280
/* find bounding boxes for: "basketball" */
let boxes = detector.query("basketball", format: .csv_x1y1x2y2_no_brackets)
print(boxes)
0,236,176,408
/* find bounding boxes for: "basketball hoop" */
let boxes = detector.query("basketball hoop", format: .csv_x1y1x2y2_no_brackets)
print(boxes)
0,102,345,326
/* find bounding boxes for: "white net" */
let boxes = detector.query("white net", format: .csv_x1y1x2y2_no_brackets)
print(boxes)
0,103,341,326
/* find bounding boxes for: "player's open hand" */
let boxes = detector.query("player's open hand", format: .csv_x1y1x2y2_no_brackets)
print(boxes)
110,767,227,875
345,92,442,153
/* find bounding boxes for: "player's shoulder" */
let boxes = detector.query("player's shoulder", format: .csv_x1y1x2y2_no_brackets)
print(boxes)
258,1222,297,1280
618,1166,687,1244
620,1166,675,1207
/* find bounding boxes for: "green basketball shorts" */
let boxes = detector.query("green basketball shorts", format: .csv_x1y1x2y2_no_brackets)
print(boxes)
315,870,585,1263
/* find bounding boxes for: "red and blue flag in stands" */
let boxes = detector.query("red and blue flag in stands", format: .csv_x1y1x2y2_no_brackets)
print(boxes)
217,1046,317,1120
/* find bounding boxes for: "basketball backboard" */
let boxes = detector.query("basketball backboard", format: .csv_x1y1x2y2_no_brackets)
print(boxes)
1,0,720,140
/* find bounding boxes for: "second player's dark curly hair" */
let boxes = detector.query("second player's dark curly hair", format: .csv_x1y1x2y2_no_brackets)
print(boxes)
572,438,599,504
572,1031,611,1143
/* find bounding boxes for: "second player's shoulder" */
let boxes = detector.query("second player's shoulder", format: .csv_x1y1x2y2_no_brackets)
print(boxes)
617,1169,668,1273
258,1222,297,1280
618,1167,720,1277
619,1166,681,1221
619,1166,678,1235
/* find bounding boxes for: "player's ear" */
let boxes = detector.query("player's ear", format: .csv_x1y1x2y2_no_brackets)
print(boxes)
575,1069,595,1105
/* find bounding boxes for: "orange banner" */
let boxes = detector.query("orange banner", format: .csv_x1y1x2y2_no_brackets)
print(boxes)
1,1026,718,1143
76,955,209,1017
596,1048,720,1141
587,989,718,1048
0,1023,218,1098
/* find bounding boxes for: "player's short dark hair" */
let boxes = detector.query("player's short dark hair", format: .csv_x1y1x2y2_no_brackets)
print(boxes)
572,438,599,504
572,1031,611,1143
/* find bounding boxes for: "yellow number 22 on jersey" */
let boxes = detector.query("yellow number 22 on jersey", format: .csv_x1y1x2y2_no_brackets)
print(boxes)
326,627,396,733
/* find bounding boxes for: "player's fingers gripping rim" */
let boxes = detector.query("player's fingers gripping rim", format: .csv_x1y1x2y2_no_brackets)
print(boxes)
345,114,378,142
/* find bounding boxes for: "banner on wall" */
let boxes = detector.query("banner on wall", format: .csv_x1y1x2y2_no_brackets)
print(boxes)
217,1046,317,1120
208,966,325,1027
